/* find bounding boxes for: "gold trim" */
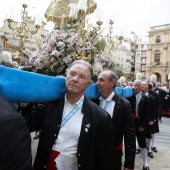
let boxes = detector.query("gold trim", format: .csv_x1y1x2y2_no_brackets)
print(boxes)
73,52,92,62
45,3,97,23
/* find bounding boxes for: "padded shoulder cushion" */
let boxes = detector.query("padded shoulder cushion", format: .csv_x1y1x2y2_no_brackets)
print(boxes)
0,66,134,102
0,66,66,103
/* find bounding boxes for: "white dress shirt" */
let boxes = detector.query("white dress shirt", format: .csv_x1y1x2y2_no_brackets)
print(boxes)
52,95,84,155
135,92,142,117
99,92,115,118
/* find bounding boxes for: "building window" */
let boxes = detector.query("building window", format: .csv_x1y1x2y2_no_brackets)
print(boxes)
138,45,141,50
156,36,161,43
154,53,160,65
142,65,145,70
143,45,147,50
142,51,146,55
141,58,146,63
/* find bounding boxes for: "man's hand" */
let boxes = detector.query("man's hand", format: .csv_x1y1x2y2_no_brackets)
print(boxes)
138,127,144,132
149,121,153,125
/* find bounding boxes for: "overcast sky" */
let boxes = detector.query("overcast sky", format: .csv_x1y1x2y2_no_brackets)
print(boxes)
0,0,170,37
96,0,170,35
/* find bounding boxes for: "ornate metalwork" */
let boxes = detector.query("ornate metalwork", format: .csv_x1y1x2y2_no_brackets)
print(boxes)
105,20,123,52
7,4,40,50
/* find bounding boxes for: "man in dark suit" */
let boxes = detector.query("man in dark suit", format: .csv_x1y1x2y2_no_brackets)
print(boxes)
142,82,155,158
21,60,115,170
153,83,163,123
148,83,159,153
17,103,41,140
94,70,136,170
127,79,150,170
0,95,33,170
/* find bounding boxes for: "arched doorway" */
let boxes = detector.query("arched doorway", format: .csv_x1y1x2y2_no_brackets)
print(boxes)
155,72,161,82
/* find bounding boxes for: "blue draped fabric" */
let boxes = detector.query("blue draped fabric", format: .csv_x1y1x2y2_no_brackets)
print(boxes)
114,87,123,96
0,66,133,103
0,66,66,103
85,83,100,99
122,88,134,98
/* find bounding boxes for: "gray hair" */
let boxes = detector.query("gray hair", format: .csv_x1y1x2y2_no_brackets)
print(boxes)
134,79,142,85
102,69,118,88
66,60,93,81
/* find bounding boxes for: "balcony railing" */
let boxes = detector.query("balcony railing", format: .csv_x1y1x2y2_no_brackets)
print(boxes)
150,62,170,66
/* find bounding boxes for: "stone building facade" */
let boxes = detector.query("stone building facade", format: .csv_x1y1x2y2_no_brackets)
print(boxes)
146,24,170,82
0,18,48,59
135,42,147,79
115,38,132,76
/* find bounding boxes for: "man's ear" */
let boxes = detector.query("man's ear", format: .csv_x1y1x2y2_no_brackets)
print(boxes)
111,80,116,88
89,80,93,85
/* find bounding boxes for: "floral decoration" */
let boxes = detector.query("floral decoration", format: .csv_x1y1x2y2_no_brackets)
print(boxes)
19,30,116,80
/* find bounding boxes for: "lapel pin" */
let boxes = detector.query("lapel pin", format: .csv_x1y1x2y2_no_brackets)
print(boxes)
86,123,91,128
85,128,88,132
85,123,91,132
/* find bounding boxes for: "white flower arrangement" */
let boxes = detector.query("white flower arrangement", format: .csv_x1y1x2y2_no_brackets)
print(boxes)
19,30,115,80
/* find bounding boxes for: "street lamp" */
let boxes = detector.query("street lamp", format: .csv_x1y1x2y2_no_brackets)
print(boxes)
7,4,41,50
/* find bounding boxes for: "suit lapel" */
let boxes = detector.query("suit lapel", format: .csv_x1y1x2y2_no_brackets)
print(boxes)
53,95,65,133
0,95,17,113
112,93,121,120
93,94,121,120
138,94,144,105
77,97,91,152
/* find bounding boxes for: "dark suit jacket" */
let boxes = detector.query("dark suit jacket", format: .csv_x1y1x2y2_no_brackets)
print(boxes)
148,90,160,132
93,93,136,169
0,95,33,170
147,93,156,121
149,90,159,117
127,93,150,128
22,95,115,170
154,87,164,109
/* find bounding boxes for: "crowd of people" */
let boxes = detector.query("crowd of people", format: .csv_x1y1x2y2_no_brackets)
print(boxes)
1,58,170,170
119,79,170,169
123,80,170,121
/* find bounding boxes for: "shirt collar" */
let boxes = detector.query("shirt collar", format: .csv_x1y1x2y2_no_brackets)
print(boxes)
99,91,115,102
135,92,142,96
65,94,84,107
